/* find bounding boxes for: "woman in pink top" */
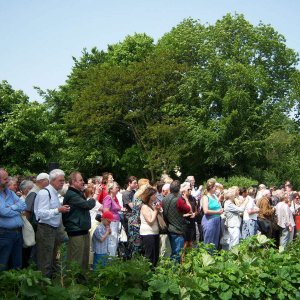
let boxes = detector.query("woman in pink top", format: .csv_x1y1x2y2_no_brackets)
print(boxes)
103,181,121,256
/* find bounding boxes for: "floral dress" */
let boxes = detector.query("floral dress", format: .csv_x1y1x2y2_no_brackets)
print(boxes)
127,197,143,257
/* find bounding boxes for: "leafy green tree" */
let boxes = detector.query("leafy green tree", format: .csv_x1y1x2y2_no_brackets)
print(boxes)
0,100,65,174
158,14,300,181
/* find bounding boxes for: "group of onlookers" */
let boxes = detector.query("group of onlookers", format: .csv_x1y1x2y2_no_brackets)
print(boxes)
1,167,299,276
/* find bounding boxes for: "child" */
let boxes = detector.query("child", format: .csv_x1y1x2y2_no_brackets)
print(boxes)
92,211,113,270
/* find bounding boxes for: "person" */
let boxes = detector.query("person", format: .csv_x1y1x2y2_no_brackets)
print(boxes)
127,178,150,257
62,172,97,271
34,169,70,278
97,172,114,203
0,168,26,271
162,180,185,263
241,187,259,239
185,176,202,199
257,197,274,238
24,173,50,231
102,181,122,256
162,183,170,197
19,180,34,201
176,182,197,261
290,193,300,238
201,178,223,250
92,210,113,270
224,188,246,249
275,196,294,249
122,176,138,236
139,187,161,267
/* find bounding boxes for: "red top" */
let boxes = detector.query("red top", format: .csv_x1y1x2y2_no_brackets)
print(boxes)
98,183,108,203
176,197,191,214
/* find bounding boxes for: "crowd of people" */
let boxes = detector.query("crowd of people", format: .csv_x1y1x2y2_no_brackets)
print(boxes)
0,167,299,277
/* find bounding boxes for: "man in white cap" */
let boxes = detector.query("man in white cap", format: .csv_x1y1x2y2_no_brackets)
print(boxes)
25,173,50,228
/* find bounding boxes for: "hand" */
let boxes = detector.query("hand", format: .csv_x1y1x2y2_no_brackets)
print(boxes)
219,208,224,214
59,205,70,213
107,227,112,235
95,184,102,193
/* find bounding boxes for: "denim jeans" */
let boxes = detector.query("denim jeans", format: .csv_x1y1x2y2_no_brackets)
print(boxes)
168,233,184,263
0,228,23,271
280,227,290,249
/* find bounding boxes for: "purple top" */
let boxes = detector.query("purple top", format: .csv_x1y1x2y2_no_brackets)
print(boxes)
103,195,121,221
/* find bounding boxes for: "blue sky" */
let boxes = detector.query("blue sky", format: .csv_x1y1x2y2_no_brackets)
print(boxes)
1,0,299,102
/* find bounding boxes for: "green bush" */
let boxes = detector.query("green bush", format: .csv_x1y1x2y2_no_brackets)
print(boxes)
1,237,300,299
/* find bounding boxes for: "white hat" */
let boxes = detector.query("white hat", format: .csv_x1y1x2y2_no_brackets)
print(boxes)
36,173,49,181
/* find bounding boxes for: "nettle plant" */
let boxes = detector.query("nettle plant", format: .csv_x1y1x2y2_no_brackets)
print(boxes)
1,236,300,299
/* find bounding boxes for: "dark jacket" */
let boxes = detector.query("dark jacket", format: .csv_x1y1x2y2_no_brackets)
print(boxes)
62,187,96,236
162,193,185,235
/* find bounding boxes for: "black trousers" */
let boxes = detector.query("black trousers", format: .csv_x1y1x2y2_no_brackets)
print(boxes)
141,234,160,267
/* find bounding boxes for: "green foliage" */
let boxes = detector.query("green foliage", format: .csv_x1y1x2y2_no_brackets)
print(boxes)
2,237,300,299
215,175,258,189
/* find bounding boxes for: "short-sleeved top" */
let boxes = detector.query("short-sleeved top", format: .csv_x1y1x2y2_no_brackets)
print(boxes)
92,223,109,254
207,195,221,218
103,195,121,221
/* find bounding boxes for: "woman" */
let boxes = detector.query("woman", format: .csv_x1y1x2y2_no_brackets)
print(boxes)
102,181,121,256
127,178,150,257
241,187,259,239
98,172,114,203
201,178,223,250
139,187,160,267
224,188,246,249
257,197,274,238
291,193,300,238
176,182,196,256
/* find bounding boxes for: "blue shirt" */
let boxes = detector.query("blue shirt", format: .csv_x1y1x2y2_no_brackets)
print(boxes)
92,223,109,255
0,188,26,229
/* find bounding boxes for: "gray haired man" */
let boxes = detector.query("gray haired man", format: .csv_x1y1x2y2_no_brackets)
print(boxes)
34,169,70,278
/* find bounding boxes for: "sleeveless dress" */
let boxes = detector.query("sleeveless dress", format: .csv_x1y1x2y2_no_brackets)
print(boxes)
201,195,221,250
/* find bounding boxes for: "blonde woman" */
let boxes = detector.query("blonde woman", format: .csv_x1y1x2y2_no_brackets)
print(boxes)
102,181,121,256
201,178,223,250
224,188,246,249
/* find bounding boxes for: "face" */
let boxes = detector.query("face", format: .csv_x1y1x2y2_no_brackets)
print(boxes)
184,184,192,196
110,184,119,196
162,189,170,197
73,173,85,191
102,218,111,226
51,175,65,191
150,193,157,204
108,174,114,183
129,180,138,190
8,181,18,192
0,170,9,190
40,179,49,189
295,195,300,204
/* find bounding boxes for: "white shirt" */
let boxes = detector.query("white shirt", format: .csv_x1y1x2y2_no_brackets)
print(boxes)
275,202,292,229
34,184,61,228
243,196,258,221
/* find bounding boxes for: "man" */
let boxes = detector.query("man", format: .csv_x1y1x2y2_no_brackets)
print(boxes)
185,176,202,199
34,169,70,278
162,180,185,263
122,176,138,236
62,172,96,271
0,168,26,270
25,173,49,229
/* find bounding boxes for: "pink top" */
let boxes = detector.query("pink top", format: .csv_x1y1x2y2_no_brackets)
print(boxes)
103,195,121,221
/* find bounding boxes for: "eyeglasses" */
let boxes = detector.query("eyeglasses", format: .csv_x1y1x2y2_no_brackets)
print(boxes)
187,189,192,191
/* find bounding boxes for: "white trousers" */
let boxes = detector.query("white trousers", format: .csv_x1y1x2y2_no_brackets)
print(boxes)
108,221,120,256
228,227,240,249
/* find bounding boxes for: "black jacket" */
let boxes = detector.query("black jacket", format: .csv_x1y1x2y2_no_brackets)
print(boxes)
62,187,96,236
